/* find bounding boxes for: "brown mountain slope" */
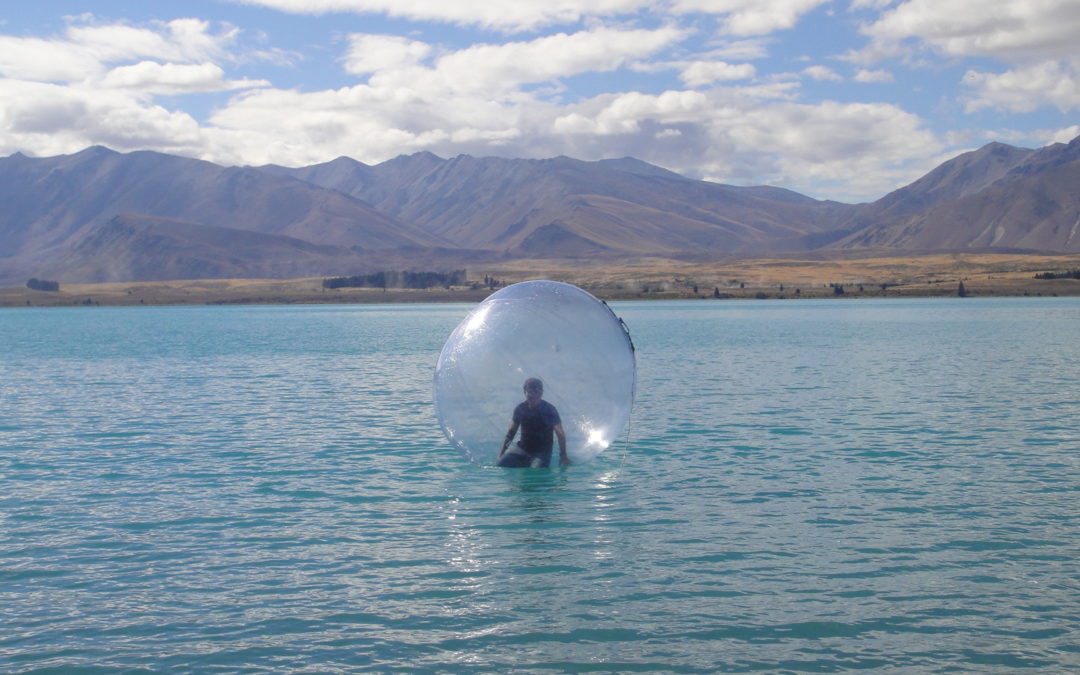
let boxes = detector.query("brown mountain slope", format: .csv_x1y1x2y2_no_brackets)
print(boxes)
834,137,1080,251
38,214,499,284
5,135,1080,285
275,153,848,254
43,214,361,282
0,147,447,284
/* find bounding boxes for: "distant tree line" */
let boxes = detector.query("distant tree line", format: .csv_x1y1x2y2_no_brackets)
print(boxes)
1033,269,1080,280
323,270,467,290
26,278,60,291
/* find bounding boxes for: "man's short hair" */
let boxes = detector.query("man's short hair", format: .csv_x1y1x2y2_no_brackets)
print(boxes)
523,377,543,391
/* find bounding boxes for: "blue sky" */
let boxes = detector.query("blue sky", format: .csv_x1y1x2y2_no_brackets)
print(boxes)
1,0,1077,202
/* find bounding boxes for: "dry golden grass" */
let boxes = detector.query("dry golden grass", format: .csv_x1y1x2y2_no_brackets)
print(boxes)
476,252,1080,300
5,252,1080,307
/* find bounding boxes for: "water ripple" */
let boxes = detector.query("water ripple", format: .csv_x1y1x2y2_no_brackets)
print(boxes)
1,300,1079,672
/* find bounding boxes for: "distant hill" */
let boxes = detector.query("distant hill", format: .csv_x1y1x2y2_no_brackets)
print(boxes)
0,147,446,284
2,135,1079,284
265,152,848,255
44,214,353,283
831,137,1080,251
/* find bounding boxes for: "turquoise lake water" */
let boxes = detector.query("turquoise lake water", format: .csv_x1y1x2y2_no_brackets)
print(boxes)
1,298,1079,673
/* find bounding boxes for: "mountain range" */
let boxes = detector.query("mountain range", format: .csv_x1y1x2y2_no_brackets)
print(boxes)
2,135,1079,284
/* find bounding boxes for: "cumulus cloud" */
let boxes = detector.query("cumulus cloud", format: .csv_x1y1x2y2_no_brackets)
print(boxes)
0,16,273,159
701,39,770,61
963,61,1080,113
550,92,940,200
99,62,269,95
802,65,842,81
863,0,1080,63
429,26,685,95
848,0,895,8
338,26,686,98
0,79,203,157
672,0,832,35
229,0,651,32
66,18,237,64
1050,125,1080,143
0,17,245,85
977,124,1080,147
718,100,942,199
854,68,893,82
234,0,836,35
852,0,1080,113
680,60,756,86
0,35,105,81
344,34,432,75
201,27,692,166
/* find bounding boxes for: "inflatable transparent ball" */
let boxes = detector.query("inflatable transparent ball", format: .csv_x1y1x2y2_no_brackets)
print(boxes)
433,280,636,465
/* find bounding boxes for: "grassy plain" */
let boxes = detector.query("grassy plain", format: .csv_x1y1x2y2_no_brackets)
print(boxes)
4,252,1080,307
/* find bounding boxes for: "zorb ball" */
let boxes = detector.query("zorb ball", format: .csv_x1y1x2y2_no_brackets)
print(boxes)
433,281,636,465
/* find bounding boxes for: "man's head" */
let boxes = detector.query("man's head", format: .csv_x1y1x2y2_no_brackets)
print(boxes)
523,377,544,402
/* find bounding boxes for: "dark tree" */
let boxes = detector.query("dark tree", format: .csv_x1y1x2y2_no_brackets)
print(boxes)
27,278,60,292
323,270,466,290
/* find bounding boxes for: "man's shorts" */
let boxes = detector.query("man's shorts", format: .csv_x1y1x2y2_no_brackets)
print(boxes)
496,443,552,468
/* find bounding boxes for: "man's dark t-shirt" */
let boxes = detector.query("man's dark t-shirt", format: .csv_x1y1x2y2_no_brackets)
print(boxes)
513,400,561,458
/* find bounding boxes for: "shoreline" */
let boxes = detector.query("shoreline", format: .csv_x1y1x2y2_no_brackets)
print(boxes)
4,252,1080,308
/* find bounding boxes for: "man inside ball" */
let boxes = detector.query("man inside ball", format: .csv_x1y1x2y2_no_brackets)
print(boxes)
497,377,569,468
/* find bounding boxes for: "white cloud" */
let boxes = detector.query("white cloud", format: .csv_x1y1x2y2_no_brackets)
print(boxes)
230,0,651,32
431,27,685,94
672,0,832,35
0,79,203,158
0,35,105,81
854,68,893,82
864,0,1080,63
66,18,236,64
235,0,835,35
963,61,1080,113
0,17,243,84
0,16,272,159
344,34,432,75
713,100,942,199
701,39,771,60
848,0,895,9
556,90,714,135
852,0,1080,113
802,65,842,81
548,92,940,200
344,26,685,99
974,124,1080,147
1050,125,1080,143
680,60,756,86
99,62,269,95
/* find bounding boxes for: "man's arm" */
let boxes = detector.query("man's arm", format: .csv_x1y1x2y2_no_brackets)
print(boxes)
554,423,569,465
500,421,519,457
